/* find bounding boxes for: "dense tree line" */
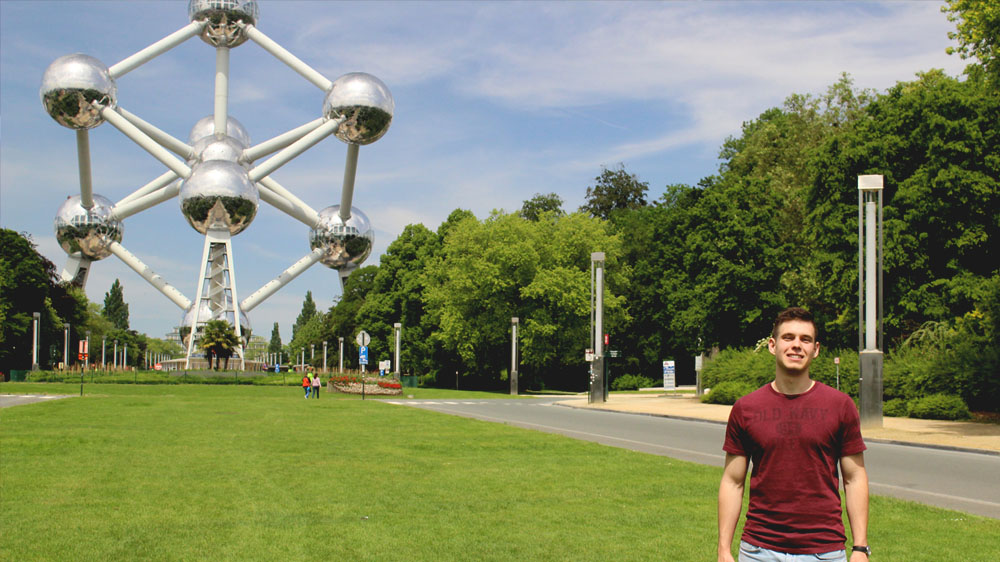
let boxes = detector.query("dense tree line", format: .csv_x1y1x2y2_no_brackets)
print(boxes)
287,5,997,395
0,231,181,374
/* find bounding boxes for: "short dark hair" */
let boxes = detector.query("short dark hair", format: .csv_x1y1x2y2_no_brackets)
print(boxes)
771,307,817,339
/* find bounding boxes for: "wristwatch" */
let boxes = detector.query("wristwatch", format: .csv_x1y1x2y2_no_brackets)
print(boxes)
852,545,871,556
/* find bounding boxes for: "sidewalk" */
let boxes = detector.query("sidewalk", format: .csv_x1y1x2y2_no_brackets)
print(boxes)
557,392,1000,454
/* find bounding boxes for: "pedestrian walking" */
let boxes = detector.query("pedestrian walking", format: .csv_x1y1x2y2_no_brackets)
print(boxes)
302,373,311,398
311,371,321,399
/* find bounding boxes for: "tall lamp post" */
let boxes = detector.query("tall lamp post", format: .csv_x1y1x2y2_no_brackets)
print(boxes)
510,317,519,396
63,323,70,370
393,323,402,376
589,252,606,404
31,312,41,371
323,341,328,373
858,174,884,428
338,336,344,373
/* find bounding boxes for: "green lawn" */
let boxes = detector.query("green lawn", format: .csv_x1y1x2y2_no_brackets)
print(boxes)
1,383,998,561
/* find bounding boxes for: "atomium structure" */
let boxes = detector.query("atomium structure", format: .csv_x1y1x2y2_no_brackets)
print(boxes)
42,0,393,368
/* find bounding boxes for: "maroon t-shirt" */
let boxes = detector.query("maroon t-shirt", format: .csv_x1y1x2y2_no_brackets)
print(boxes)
723,381,866,554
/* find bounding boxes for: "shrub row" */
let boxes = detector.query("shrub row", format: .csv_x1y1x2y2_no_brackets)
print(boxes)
698,347,980,417
610,374,658,391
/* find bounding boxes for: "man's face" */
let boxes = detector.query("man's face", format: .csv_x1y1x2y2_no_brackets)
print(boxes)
768,319,819,374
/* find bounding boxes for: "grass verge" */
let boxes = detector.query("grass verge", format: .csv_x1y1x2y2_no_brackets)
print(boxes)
1,383,998,561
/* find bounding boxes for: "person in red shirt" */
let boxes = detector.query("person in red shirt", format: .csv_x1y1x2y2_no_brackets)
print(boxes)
302,373,311,399
718,307,870,562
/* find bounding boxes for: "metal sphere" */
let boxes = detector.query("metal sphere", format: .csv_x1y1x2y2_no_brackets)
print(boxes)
179,160,258,235
188,115,251,146
188,0,259,47
180,302,252,346
40,54,117,129
190,135,247,166
54,194,122,260
322,73,394,145
310,205,374,270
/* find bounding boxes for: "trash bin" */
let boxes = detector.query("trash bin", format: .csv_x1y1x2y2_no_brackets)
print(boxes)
401,375,418,388
10,370,29,382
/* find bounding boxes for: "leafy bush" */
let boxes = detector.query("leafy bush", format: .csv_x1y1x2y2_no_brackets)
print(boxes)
702,380,757,405
611,374,658,391
700,346,858,397
700,347,774,390
883,398,909,417
908,393,971,420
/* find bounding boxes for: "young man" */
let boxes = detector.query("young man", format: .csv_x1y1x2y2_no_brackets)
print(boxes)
718,307,870,562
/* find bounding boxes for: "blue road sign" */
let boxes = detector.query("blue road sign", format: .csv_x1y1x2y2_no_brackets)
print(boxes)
359,346,369,365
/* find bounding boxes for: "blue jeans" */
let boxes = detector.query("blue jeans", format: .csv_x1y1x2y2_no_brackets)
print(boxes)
739,541,846,562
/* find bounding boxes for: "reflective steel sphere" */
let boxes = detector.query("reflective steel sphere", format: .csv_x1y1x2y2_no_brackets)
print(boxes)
322,73,394,145
180,301,252,346
54,194,122,260
188,115,251,147
188,0,259,47
40,54,117,129
179,160,258,235
310,205,374,270
190,135,247,166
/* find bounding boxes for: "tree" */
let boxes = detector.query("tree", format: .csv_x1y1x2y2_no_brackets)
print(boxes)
356,223,442,376
520,192,564,221
200,319,240,370
292,291,317,340
424,210,626,390
102,279,129,330
0,229,85,372
943,0,1000,86
579,164,648,219
807,69,999,346
268,322,282,354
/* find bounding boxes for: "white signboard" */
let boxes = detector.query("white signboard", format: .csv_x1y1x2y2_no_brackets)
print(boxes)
663,360,676,390
356,330,371,347
379,360,392,372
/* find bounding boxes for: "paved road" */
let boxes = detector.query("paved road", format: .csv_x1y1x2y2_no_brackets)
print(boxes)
386,397,1000,519
0,394,72,408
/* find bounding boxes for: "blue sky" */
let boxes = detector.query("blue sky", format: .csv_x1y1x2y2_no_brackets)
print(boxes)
0,1,964,342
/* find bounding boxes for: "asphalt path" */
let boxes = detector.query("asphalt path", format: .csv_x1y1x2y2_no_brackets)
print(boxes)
386,397,1000,520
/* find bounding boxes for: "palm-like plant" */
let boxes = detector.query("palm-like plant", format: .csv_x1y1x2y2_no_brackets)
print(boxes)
200,319,240,370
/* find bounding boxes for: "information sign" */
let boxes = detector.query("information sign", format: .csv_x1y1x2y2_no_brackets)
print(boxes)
663,360,676,390
359,346,369,365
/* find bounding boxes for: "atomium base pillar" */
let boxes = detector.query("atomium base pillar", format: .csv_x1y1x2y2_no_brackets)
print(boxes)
185,228,245,368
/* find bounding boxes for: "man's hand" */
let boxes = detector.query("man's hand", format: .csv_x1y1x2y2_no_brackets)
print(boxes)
849,551,870,562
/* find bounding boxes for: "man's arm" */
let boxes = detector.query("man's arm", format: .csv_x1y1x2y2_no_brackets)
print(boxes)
841,452,869,562
718,453,748,562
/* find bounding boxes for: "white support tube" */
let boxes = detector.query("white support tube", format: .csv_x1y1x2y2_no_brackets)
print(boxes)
214,47,230,136
257,176,320,226
339,143,359,221
111,179,181,221
108,241,191,310
257,180,318,227
865,200,877,350
240,248,325,312
241,24,333,91
76,130,94,209
242,117,326,164
100,107,192,179
248,118,340,182
109,21,205,78
117,107,195,160
116,170,179,207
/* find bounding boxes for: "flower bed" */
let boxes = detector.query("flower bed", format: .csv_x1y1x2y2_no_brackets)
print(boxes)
328,376,402,396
